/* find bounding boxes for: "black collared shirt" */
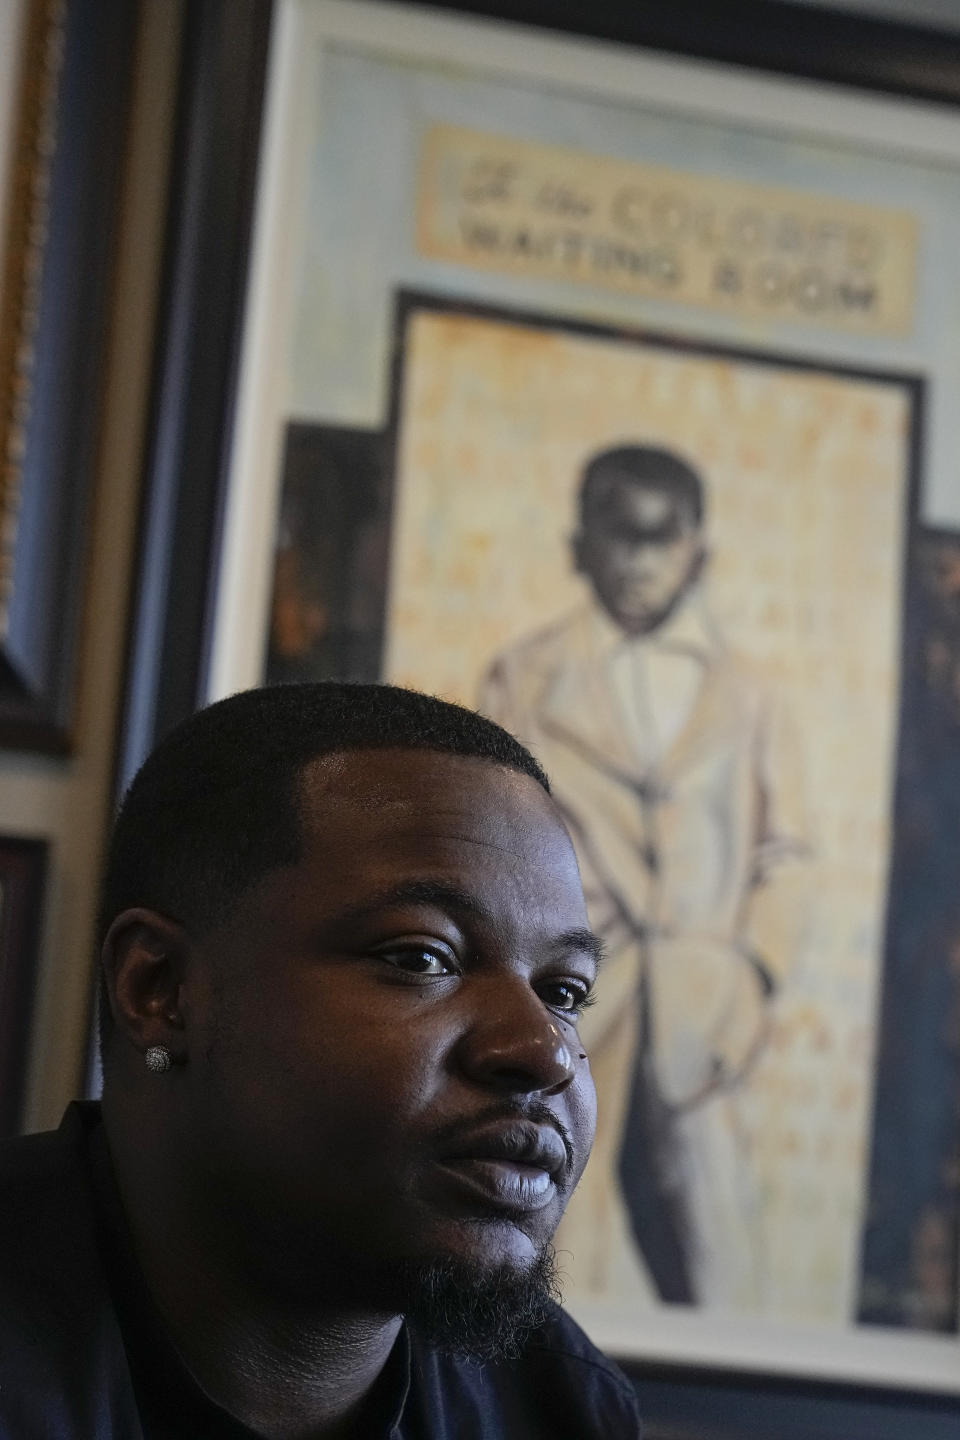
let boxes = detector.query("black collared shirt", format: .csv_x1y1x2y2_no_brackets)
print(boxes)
0,1104,642,1438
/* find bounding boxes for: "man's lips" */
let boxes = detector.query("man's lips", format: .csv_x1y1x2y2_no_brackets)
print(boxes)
435,1120,570,1215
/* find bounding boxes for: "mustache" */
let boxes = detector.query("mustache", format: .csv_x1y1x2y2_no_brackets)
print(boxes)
430,1100,576,1179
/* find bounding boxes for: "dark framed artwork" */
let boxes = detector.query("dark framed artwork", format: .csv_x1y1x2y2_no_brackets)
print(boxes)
270,282,938,1373
0,0,137,751
629,1360,960,1440
116,0,960,1428
0,836,47,1137
860,525,960,1332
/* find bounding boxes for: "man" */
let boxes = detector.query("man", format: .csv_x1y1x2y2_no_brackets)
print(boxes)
481,445,810,1308
0,683,641,1437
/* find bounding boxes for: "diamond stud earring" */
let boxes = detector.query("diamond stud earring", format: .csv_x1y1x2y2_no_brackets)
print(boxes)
144,1045,173,1074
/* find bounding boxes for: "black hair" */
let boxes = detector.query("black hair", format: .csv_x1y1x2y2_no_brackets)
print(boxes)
97,682,549,1057
578,444,705,528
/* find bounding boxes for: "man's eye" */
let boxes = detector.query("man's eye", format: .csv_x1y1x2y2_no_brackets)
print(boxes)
540,980,595,1015
377,945,456,977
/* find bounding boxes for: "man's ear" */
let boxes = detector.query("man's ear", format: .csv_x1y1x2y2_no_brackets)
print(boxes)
101,908,190,1060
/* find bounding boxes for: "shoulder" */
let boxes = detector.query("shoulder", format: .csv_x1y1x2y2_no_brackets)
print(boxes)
523,1304,642,1426
0,1102,107,1329
702,632,787,730
0,1099,100,1215
0,1104,90,1241
483,608,594,686
411,1305,642,1439
0,1103,134,1433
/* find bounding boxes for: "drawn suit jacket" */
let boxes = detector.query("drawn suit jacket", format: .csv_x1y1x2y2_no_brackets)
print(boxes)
480,600,811,1107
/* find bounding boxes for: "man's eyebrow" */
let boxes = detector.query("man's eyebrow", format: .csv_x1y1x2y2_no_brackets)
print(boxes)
330,882,605,966
555,928,606,970
332,879,489,925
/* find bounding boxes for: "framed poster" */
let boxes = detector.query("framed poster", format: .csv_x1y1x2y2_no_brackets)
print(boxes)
128,0,960,1400
0,0,136,750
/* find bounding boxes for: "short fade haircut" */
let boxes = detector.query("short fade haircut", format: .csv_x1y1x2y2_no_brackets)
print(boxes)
578,444,705,528
98,682,549,1058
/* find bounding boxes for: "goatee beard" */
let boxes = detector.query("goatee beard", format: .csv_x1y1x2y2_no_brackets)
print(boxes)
396,1246,562,1362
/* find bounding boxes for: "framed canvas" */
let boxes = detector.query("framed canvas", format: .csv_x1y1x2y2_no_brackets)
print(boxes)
120,0,960,1407
0,836,47,1136
0,0,136,750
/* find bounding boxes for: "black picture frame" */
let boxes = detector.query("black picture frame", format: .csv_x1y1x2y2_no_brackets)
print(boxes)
0,836,47,1138
115,1,960,1433
0,0,137,751
116,0,960,779
629,1359,960,1440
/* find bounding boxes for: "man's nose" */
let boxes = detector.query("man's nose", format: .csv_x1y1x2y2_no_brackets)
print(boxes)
454,979,577,1096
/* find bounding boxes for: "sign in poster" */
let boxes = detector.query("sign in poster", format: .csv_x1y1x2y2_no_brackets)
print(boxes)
417,125,918,335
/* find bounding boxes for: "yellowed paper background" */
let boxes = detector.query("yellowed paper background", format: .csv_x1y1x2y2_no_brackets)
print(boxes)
418,126,918,337
385,307,910,1321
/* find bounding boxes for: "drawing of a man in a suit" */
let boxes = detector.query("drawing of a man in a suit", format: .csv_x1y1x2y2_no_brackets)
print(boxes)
479,444,810,1308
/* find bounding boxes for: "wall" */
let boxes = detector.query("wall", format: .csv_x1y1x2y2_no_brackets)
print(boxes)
0,0,183,1133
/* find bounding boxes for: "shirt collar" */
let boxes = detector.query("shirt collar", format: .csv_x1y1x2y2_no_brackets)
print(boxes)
588,588,718,660
386,1324,413,1438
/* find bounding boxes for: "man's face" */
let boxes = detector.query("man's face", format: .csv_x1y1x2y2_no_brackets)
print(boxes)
575,473,704,634
180,750,598,1309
